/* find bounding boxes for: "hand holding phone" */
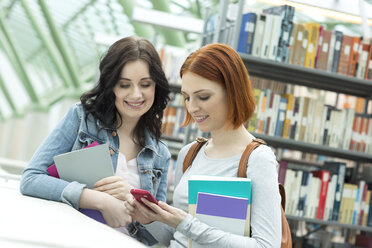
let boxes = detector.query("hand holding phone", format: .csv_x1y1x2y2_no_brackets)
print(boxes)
130,189,158,207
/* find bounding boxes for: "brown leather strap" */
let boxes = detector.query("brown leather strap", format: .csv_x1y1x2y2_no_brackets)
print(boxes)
183,137,208,173
237,138,267,178
279,183,286,211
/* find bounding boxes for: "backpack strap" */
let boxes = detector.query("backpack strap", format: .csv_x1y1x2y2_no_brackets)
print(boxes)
182,137,287,211
182,137,208,173
237,138,266,178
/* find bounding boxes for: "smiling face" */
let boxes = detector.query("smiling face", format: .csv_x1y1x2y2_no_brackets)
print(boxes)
181,72,229,133
113,59,155,123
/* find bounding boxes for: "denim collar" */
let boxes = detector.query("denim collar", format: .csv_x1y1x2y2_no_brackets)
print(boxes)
143,129,160,156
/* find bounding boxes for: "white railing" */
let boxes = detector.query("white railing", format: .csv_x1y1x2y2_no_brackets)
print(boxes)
0,157,27,170
0,157,26,183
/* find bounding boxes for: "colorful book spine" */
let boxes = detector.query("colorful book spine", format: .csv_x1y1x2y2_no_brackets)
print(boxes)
237,12,257,54
365,39,372,79
316,29,331,70
246,13,257,55
322,161,346,221
263,5,295,62
304,23,320,68
331,31,343,73
348,36,361,76
274,97,288,137
312,170,331,219
337,34,353,75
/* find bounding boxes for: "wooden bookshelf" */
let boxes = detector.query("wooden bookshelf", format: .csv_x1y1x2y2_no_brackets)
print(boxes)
253,133,372,163
239,53,372,99
287,215,372,232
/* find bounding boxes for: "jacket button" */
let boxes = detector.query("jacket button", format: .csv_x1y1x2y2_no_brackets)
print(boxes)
110,149,114,155
112,131,117,137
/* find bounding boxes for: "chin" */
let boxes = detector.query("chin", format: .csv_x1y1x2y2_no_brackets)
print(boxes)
196,125,210,133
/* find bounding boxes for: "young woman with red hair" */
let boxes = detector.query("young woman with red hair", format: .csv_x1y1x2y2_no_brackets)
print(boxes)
128,43,282,247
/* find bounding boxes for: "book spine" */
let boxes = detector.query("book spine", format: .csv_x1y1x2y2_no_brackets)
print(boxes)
246,13,257,55
337,35,353,75
331,163,346,221
331,31,343,73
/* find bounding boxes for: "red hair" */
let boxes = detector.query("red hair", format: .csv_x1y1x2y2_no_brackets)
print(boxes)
180,43,255,129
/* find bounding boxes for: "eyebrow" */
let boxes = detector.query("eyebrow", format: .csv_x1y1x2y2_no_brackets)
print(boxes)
119,77,152,81
181,89,210,95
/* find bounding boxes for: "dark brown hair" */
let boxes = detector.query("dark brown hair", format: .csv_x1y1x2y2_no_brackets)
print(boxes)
180,43,255,129
81,36,170,146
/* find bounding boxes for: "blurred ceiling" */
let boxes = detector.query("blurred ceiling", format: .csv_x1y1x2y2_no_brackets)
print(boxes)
0,0,370,120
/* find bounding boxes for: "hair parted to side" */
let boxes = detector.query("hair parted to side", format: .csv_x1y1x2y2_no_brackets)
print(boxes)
80,36,170,146
180,43,255,129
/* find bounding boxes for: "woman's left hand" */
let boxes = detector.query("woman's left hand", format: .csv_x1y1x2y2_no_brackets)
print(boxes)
133,198,187,229
94,176,133,201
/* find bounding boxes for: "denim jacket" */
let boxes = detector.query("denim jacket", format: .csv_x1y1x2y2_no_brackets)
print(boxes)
20,103,171,210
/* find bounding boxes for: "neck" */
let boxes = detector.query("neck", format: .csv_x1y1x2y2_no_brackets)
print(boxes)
209,125,253,148
116,117,138,138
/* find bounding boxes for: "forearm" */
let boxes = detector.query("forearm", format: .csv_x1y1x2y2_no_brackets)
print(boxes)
79,188,109,210
177,214,256,247
144,221,175,246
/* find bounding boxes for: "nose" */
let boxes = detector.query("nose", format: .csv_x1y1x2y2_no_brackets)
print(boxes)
186,97,199,114
131,85,142,98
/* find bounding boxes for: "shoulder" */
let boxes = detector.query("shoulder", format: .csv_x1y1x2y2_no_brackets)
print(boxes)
248,144,278,171
250,144,276,159
177,141,198,162
65,102,85,118
156,139,171,159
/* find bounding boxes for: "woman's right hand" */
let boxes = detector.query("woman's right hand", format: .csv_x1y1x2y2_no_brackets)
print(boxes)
124,194,153,225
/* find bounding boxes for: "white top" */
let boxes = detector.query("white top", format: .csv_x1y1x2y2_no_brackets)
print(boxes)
115,152,140,235
146,142,282,247
115,152,140,189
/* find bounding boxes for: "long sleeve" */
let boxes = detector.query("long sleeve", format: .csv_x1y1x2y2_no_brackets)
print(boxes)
20,104,86,209
172,144,281,248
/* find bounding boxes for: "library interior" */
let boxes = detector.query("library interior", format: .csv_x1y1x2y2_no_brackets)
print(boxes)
1,0,372,247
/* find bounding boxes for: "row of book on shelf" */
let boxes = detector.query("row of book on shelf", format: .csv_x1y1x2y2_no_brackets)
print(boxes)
247,86,371,154
280,160,372,227
188,175,252,248
236,4,372,80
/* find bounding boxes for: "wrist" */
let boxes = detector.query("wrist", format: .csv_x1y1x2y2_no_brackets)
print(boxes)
79,188,109,211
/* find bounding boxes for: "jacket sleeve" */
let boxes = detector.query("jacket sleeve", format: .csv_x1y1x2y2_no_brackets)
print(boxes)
175,146,282,248
20,104,87,209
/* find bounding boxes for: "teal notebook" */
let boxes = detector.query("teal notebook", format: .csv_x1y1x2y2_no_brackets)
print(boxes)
188,175,251,204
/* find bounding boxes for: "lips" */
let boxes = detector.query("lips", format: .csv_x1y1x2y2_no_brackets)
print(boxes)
193,115,209,123
125,101,145,109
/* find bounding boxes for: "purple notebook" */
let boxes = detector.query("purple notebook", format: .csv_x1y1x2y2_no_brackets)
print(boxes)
47,142,106,224
195,192,250,237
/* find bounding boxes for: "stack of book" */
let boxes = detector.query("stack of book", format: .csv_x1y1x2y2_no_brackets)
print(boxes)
188,175,252,248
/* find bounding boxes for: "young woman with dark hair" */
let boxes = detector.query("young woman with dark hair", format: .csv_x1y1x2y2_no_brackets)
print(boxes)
129,43,282,247
20,36,171,244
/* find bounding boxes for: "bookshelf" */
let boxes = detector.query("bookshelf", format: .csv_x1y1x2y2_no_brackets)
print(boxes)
252,134,372,163
167,54,372,99
287,215,372,233
159,3,372,248
239,53,372,99
161,1,372,246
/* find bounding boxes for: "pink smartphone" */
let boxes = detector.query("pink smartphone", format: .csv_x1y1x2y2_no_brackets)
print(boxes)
130,189,159,206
